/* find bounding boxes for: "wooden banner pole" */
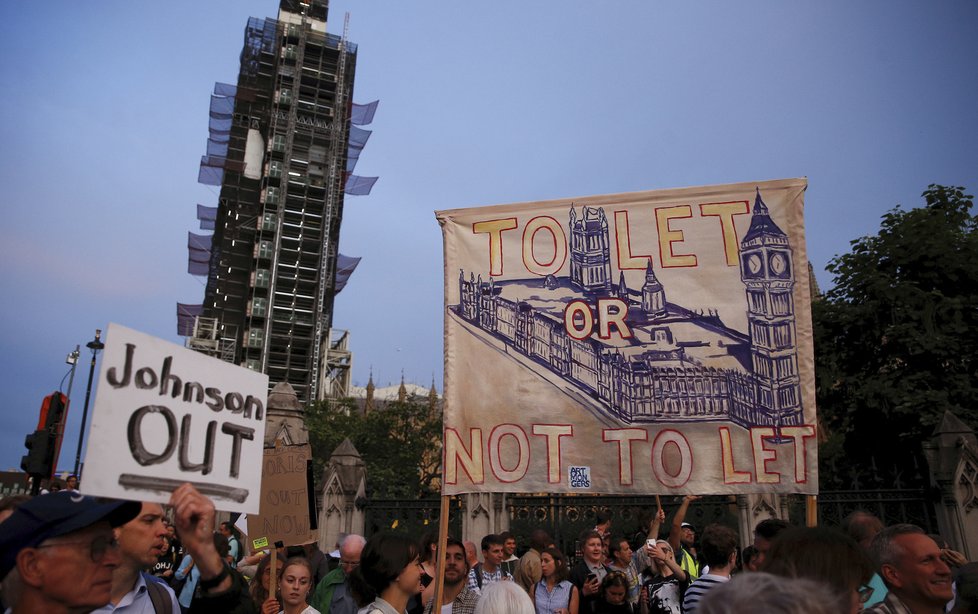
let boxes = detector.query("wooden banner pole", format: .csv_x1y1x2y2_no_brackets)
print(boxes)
806,495,818,527
431,494,451,612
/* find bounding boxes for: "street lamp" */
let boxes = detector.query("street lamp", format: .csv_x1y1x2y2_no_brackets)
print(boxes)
73,329,105,477
49,345,80,474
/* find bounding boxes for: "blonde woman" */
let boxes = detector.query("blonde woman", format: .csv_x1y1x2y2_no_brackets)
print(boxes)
639,540,688,614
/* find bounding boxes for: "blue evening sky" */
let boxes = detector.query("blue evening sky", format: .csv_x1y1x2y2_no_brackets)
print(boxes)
0,1,975,472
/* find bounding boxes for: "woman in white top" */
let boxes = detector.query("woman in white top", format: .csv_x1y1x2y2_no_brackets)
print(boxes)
532,547,579,614
260,556,320,614
348,533,423,614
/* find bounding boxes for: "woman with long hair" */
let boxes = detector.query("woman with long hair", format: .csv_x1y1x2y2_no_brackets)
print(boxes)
531,547,578,614
250,552,287,608
260,557,319,614
593,571,634,614
417,531,438,611
348,533,423,614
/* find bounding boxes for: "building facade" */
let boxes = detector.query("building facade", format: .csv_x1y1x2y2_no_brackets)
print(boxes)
186,0,359,403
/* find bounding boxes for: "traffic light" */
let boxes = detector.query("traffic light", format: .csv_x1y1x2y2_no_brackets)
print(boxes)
21,391,66,484
21,429,55,477
36,391,68,431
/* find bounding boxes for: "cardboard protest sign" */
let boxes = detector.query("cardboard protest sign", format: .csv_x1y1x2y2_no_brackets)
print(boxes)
247,443,317,548
436,178,817,495
83,323,269,512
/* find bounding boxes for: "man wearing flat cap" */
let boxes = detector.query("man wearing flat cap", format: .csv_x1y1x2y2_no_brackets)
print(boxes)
0,491,141,614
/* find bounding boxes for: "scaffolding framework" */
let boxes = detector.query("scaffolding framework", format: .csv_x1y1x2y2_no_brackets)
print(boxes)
319,328,353,399
189,2,358,404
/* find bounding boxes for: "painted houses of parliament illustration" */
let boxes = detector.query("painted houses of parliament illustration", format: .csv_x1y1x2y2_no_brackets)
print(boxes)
453,190,803,430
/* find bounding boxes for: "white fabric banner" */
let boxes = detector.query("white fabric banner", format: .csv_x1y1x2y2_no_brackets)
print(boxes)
436,178,816,495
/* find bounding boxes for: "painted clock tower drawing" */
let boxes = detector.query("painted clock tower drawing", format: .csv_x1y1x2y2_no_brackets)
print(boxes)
569,205,613,293
740,189,802,429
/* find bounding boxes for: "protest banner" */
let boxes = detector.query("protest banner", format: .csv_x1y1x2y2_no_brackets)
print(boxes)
436,178,817,495
247,443,317,548
83,323,268,512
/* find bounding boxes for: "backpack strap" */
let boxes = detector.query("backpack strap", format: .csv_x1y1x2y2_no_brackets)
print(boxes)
474,562,483,589
143,573,174,614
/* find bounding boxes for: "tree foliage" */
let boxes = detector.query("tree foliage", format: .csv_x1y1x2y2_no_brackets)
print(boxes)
305,396,442,498
813,185,978,486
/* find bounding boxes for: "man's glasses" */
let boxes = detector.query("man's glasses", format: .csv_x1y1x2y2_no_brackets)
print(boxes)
35,534,119,563
340,559,360,569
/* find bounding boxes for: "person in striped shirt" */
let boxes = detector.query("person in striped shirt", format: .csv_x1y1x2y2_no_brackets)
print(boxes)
682,525,739,613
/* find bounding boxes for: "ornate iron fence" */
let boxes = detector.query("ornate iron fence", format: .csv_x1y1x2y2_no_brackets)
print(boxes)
798,455,939,533
508,494,738,562
363,496,463,539
787,489,939,533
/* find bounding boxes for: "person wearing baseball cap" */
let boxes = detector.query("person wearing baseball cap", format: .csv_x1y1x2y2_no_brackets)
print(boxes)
667,496,701,581
0,491,141,614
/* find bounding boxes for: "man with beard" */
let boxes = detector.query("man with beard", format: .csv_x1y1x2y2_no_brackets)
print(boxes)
667,496,701,581
499,532,519,577
93,501,179,613
424,537,479,614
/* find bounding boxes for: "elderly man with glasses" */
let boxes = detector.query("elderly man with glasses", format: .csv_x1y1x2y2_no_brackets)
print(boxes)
0,491,140,614
311,533,366,614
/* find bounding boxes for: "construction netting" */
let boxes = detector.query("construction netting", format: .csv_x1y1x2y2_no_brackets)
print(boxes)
334,253,362,294
350,100,378,126
344,174,378,195
346,125,371,173
188,232,212,277
198,82,243,186
197,205,217,231
177,303,203,336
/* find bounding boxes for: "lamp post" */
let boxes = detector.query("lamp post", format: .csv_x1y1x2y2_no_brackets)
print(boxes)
73,329,104,477
50,345,80,475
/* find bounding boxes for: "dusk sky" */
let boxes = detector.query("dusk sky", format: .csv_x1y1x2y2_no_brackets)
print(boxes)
1,1,976,473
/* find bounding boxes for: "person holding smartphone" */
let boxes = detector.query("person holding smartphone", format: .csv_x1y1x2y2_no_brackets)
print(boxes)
569,531,611,613
638,540,687,614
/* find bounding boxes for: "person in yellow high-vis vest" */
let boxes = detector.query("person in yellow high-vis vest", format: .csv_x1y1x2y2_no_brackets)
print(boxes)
668,495,701,581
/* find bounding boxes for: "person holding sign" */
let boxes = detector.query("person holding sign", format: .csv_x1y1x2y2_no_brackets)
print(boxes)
422,537,479,614
348,533,423,614
168,483,257,613
250,552,287,607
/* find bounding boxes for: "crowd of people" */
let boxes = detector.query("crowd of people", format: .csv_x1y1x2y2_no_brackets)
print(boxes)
1,486,975,614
